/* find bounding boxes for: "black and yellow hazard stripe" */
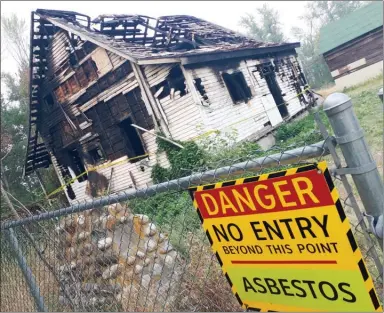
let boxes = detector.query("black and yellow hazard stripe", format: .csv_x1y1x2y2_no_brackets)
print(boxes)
189,163,318,311
189,161,382,312
317,161,382,312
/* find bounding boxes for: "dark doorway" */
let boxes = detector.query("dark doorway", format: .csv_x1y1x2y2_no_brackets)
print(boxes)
261,63,289,118
119,116,146,162
67,148,88,182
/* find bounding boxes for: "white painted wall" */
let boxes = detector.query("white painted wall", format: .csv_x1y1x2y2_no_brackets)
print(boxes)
334,61,383,90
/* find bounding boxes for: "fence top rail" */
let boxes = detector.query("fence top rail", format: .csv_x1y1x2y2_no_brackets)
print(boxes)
1,139,333,230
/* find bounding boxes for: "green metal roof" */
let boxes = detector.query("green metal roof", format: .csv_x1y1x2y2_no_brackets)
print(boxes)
319,1,383,54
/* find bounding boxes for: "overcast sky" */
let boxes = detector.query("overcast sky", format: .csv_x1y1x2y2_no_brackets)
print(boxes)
1,1,307,75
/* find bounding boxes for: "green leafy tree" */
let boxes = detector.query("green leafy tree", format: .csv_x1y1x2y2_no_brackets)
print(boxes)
1,14,63,218
239,4,285,43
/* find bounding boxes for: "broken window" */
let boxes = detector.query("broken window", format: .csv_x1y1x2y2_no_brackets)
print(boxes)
44,93,55,108
88,144,106,164
67,148,88,182
222,72,252,104
152,66,187,100
119,116,146,163
194,78,208,102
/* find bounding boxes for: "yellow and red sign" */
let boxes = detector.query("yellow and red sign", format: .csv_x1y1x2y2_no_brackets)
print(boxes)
189,161,381,312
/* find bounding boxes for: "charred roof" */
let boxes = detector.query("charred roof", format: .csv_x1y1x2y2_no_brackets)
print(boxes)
34,9,300,65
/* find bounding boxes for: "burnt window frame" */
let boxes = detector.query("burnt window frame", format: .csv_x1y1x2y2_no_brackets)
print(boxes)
151,65,187,100
222,71,252,104
87,143,106,165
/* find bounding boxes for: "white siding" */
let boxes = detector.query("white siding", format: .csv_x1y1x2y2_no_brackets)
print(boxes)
188,60,271,142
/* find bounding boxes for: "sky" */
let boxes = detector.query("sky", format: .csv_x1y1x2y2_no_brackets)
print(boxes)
1,1,307,75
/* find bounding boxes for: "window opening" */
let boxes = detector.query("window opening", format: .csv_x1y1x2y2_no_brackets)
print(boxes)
88,145,106,164
119,116,146,163
152,65,187,99
222,72,252,104
44,94,55,107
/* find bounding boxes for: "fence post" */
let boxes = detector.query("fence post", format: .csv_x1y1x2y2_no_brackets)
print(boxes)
323,93,384,240
5,228,47,312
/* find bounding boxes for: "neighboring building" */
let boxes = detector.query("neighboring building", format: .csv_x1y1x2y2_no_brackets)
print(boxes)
24,9,313,203
319,1,383,89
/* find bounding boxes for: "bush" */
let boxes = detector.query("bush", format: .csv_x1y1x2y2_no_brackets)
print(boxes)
274,110,328,146
151,136,207,183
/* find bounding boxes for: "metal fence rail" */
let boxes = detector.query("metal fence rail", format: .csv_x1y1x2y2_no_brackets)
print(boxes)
1,95,383,312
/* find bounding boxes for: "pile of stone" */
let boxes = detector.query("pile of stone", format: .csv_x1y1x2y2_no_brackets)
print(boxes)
55,203,182,311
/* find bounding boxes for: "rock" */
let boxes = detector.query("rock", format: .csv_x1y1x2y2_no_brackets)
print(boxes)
77,215,85,227
70,261,77,270
107,203,123,215
136,251,145,259
159,241,173,254
144,223,157,236
145,239,157,252
158,233,167,243
77,231,90,242
102,264,122,280
152,263,163,277
164,254,175,267
143,258,151,267
141,274,151,288
115,293,122,301
55,225,64,234
126,256,136,265
134,214,149,225
119,215,129,224
134,264,143,274
98,237,112,250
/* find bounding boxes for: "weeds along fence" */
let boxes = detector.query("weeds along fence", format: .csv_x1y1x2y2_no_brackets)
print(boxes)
1,97,383,312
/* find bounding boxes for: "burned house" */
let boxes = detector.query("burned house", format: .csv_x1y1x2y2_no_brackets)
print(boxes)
25,9,312,203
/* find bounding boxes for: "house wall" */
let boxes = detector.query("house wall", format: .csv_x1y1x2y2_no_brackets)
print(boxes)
333,61,383,90
140,55,308,146
39,30,170,203
183,55,308,143
324,28,383,85
39,29,308,204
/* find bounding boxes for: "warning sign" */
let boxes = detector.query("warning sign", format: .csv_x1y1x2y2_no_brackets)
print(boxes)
189,161,382,312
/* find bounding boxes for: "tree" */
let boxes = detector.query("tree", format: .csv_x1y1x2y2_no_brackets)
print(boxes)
1,14,64,218
239,4,285,43
292,1,366,88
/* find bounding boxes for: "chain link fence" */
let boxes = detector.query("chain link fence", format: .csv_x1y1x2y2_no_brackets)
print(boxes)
1,113,383,312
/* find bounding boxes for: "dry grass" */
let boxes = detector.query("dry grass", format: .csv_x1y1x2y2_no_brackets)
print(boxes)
0,255,36,311
174,233,242,312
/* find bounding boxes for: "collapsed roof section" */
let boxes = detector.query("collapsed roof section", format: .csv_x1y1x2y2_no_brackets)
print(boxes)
35,9,300,65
